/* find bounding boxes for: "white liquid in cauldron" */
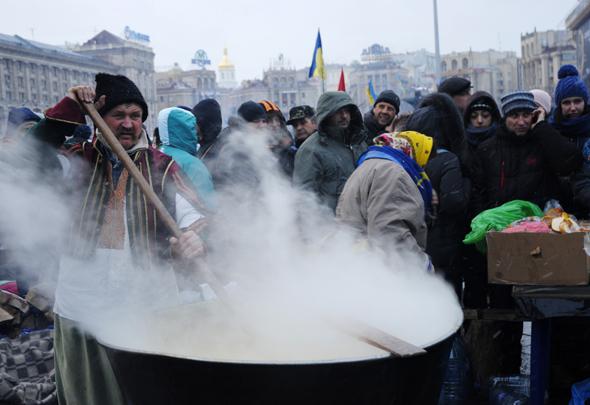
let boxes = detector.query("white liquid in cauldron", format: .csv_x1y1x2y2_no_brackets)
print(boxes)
97,299,462,364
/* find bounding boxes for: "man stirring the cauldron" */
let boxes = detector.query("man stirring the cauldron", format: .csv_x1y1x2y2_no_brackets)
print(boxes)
31,73,207,405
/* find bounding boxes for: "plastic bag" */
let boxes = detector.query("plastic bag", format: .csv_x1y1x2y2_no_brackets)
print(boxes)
438,336,472,405
489,375,529,404
464,200,543,252
570,377,590,405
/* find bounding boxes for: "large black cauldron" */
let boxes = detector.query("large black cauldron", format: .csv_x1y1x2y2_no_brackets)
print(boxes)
101,334,453,405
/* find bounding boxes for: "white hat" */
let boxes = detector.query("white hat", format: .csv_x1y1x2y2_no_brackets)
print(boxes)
530,89,552,114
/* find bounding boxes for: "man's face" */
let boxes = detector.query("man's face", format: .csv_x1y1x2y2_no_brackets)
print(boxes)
326,106,352,128
292,117,317,141
103,103,143,150
372,102,397,126
561,97,585,119
267,115,283,131
470,110,493,128
248,118,267,131
505,110,533,136
453,91,471,113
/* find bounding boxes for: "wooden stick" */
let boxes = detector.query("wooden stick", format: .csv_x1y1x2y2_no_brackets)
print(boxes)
328,317,426,357
80,101,231,304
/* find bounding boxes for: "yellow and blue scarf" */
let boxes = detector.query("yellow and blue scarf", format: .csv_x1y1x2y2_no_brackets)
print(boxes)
358,145,433,216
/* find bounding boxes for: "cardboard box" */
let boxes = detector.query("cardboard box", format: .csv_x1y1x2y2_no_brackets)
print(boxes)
486,232,590,285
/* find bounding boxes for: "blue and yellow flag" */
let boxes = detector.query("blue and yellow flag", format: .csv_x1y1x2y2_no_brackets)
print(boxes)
366,80,377,105
308,30,326,80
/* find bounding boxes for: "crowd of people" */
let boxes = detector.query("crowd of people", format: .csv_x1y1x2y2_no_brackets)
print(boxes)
1,63,590,403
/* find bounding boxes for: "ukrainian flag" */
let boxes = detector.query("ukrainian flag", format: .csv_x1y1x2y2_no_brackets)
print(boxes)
308,30,326,80
366,80,377,105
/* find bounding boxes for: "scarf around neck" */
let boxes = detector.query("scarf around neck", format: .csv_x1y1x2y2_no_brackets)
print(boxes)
550,112,590,143
466,123,497,147
358,145,433,216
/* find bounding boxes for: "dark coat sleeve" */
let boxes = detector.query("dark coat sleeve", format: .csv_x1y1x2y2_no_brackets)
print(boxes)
469,144,489,217
293,146,322,194
572,164,590,213
436,153,471,216
534,121,583,176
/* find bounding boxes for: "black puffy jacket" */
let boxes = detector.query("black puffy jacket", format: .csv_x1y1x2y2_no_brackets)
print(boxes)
472,121,582,214
405,93,472,269
425,151,471,268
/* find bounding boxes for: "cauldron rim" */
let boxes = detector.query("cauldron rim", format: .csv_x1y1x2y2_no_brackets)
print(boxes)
98,337,393,365
97,314,460,366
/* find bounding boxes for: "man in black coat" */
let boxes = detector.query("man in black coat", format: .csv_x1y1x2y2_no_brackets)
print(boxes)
363,90,400,142
472,91,582,215
193,98,223,162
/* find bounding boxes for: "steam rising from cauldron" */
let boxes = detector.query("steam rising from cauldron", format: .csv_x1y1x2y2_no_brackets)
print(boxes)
0,127,462,362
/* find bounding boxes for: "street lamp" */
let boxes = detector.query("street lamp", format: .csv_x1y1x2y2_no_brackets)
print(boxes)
433,0,442,85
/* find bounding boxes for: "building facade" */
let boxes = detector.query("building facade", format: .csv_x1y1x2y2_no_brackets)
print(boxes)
440,50,519,100
155,63,216,112
0,33,116,133
348,44,413,112
520,30,577,95
566,0,590,87
0,29,158,133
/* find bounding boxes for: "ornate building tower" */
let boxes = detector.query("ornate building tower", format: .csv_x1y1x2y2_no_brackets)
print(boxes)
217,48,237,89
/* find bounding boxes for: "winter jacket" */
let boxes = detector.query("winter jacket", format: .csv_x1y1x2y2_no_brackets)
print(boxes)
550,110,590,215
572,139,590,216
336,158,429,267
572,164,590,216
293,92,368,211
472,121,582,214
404,92,472,269
158,107,216,211
363,110,388,142
425,151,471,268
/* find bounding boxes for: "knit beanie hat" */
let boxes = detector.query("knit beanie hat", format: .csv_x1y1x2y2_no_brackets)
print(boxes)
554,65,589,107
259,100,281,113
259,100,286,124
500,91,536,116
238,101,266,123
530,89,552,114
374,90,400,113
192,99,222,140
94,73,148,122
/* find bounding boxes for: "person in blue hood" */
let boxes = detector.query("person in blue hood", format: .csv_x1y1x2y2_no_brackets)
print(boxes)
158,107,216,211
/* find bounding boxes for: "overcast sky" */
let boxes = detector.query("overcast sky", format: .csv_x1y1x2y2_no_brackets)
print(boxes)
2,0,579,81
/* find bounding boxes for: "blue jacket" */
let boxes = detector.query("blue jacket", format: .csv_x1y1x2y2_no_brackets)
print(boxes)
158,107,216,211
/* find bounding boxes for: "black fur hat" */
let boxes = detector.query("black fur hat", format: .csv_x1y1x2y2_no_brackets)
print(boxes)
94,73,148,122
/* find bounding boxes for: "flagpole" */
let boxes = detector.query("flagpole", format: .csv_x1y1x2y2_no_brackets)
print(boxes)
322,77,325,94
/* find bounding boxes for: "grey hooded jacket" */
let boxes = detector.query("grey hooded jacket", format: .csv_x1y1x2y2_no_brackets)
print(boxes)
293,92,367,211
